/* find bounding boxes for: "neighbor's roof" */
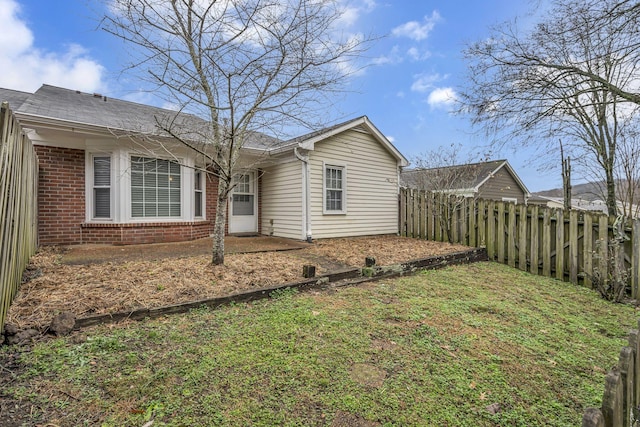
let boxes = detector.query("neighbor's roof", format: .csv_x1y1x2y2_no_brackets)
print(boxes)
401,159,531,196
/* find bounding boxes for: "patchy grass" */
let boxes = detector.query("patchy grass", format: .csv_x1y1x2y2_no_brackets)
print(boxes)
8,236,467,330
1,262,636,426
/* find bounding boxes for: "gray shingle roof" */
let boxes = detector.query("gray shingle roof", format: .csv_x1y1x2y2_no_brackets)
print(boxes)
2,85,402,160
401,159,508,191
0,88,32,111
16,85,209,136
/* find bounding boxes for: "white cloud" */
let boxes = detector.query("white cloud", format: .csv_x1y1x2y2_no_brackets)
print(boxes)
427,87,457,109
0,0,106,93
386,135,395,143
371,45,403,66
410,73,447,93
407,47,431,61
391,11,441,41
336,0,377,28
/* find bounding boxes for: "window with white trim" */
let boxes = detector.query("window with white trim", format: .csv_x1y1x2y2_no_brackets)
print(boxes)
194,170,203,218
502,197,518,205
131,156,181,218
231,173,255,216
324,164,346,214
93,156,111,219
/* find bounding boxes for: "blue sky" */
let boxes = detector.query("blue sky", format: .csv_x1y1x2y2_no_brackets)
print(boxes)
0,0,559,191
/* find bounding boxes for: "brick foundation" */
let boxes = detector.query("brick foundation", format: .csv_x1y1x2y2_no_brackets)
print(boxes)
80,221,212,245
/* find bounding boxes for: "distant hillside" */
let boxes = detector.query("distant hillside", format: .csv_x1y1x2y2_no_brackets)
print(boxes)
534,181,607,202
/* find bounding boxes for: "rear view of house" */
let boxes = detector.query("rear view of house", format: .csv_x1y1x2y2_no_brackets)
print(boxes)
1,84,408,245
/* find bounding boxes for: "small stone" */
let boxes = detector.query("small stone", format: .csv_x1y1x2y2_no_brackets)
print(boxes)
485,403,502,415
6,329,40,345
49,311,76,336
4,323,19,336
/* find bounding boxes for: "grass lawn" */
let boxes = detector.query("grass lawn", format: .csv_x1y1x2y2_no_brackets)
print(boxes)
1,262,636,426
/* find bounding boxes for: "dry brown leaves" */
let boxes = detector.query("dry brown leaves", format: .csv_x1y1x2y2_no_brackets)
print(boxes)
7,236,468,330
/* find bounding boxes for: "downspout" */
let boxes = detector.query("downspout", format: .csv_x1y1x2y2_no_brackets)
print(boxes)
294,147,312,242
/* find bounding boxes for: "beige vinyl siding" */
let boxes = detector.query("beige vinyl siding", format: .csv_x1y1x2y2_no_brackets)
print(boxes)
260,159,304,239
477,167,526,203
309,129,399,238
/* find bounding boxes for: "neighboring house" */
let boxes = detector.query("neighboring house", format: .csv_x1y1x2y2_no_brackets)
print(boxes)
528,194,640,218
1,84,408,245
400,159,531,204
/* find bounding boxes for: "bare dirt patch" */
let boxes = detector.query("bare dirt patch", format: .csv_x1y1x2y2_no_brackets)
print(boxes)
7,236,468,330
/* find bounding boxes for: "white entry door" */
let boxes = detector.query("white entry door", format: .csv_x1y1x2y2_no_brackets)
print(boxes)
228,172,257,234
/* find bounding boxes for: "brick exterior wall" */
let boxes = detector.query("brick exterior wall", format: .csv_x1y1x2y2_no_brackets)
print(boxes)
81,221,212,245
36,146,223,245
35,145,85,245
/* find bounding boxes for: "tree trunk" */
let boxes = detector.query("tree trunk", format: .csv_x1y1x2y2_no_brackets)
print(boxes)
212,179,230,265
605,167,618,216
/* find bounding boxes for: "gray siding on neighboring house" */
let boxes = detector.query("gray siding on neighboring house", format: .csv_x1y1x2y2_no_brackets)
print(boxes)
260,158,304,239
478,168,526,203
308,128,399,238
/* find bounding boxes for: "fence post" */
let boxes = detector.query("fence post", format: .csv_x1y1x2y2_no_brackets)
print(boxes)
399,188,406,237
507,203,516,268
541,207,551,277
469,198,477,247
477,199,486,247
518,204,527,271
486,200,496,260
556,209,565,281
426,191,434,241
619,347,634,427
584,213,594,289
460,197,468,245
598,215,609,287
497,201,506,264
602,370,623,427
531,205,540,275
631,328,640,416
570,210,579,284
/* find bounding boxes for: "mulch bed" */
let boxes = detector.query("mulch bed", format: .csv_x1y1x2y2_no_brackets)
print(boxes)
7,236,469,330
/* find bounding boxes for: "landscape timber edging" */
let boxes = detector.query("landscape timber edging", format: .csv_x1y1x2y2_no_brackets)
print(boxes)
73,247,488,330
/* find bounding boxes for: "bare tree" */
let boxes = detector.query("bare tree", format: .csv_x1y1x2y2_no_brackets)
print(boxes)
615,124,640,217
461,0,640,216
404,143,484,243
102,0,370,264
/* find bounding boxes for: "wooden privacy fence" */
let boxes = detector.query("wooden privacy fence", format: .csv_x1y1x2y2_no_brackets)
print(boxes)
399,188,640,298
582,323,640,427
0,102,38,334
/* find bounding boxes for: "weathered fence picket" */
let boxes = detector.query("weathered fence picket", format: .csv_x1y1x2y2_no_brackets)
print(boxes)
0,102,38,333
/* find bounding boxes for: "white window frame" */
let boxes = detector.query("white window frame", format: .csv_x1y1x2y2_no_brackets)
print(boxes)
323,162,347,215
129,155,183,219
86,149,202,224
502,197,518,205
194,168,204,219
87,153,114,222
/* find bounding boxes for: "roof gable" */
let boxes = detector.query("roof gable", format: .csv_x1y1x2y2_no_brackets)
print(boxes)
275,116,408,166
401,159,531,196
